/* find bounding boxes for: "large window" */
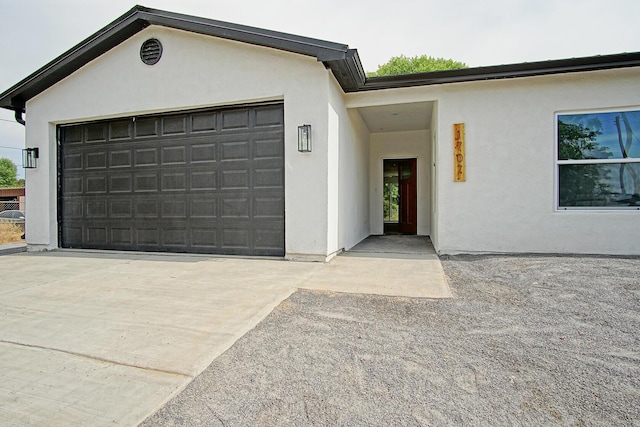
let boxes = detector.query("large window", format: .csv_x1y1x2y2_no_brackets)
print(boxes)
557,108,640,209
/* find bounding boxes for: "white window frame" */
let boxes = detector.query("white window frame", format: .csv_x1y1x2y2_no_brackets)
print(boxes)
555,106,640,211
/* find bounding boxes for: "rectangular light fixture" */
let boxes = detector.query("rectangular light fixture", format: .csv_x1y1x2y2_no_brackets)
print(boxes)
298,124,311,152
23,147,39,169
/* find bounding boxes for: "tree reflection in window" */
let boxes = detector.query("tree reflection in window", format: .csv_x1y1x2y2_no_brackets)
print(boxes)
558,110,640,208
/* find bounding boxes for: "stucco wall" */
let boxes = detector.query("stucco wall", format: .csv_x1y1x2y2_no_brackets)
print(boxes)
24,26,335,258
327,78,370,253
369,130,431,236
347,67,640,255
435,68,640,255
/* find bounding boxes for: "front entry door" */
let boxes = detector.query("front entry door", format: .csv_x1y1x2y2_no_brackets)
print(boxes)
383,158,417,234
398,159,417,234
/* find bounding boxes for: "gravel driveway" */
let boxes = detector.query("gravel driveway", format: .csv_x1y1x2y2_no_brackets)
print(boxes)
143,255,640,426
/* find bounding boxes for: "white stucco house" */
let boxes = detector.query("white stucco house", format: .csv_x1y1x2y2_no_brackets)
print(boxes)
1,6,639,260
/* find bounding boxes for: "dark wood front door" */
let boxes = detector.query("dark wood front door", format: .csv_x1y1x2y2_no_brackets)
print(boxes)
398,159,417,234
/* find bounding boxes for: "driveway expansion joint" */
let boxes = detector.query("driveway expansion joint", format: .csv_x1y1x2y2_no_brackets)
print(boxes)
0,339,191,378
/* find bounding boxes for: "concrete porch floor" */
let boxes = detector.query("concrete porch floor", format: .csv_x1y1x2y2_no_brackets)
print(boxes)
0,237,450,426
299,235,450,297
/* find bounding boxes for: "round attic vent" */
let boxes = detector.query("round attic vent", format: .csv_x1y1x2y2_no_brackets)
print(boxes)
140,38,163,65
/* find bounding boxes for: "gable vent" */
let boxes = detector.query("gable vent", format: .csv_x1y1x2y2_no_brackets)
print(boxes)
140,38,163,65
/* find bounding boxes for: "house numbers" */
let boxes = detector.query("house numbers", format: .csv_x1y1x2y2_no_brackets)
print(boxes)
453,123,466,182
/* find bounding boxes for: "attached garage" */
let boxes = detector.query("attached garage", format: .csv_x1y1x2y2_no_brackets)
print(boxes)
59,103,285,256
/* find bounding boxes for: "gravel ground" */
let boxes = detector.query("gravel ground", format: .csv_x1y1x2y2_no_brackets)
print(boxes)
143,255,640,426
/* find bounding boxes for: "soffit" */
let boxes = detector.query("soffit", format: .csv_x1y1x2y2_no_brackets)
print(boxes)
357,102,433,133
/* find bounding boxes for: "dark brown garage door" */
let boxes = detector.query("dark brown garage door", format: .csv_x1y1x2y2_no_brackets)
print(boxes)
59,103,285,256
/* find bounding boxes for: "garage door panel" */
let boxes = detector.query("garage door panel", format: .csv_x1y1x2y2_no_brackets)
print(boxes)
134,173,159,193
255,106,284,128
161,146,187,165
135,199,160,218
220,169,250,190
190,171,217,191
162,199,188,218
191,198,217,218
86,123,107,143
86,200,108,218
162,115,187,136
221,109,250,130
110,174,133,193
161,172,187,192
109,120,133,140
134,148,159,167
110,150,133,168
60,104,284,256
190,142,217,163
191,112,217,133
111,227,133,245
221,140,250,161
109,199,133,218
64,177,84,194
86,175,107,194
135,117,160,138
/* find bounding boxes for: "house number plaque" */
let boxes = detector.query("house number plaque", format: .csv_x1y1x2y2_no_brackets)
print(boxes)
453,123,465,182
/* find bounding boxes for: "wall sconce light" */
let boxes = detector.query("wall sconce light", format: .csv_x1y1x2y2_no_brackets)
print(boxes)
298,124,312,152
23,147,39,169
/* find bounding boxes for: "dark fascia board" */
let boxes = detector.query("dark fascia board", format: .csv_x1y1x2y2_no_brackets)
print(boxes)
0,5,350,112
355,51,640,92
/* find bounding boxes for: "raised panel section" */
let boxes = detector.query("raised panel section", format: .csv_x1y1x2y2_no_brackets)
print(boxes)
162,199,187,218
221,197,250,218
135,200,159,218
161,173,187,191
221,141,249,161
86,124,106,142
191,144,216,163
191,198,217,218
110,200,132,218
255,106,284,127
221,170,249,190
86,200,107,218
162,116,186,135
86,176,107,194
111,228,132,244
110,121,132,140
162,146,186,165
110,175,132,193
134,174,158,192
135,118,158,138
137,228,159,245
163,229,187,246
221,110,249,130
255,138,283,159
222,228,250,248
191,171,216,190
134,148,158,166
191,228,217,247
110,150,132,168
254,168,283,189
64,154,83,170
192,112,217,133
254,197,284,218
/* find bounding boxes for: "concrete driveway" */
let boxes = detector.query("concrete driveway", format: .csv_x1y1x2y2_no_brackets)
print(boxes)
0,238,450,426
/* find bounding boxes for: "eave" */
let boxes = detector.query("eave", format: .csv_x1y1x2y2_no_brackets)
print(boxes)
0,5,351,113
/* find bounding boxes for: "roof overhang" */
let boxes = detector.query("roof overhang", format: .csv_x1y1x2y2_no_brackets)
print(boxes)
1,5,639,113
358,52,640,92
0,5,352,113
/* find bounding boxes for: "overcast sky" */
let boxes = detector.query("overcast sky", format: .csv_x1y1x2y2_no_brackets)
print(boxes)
2,0,639,178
